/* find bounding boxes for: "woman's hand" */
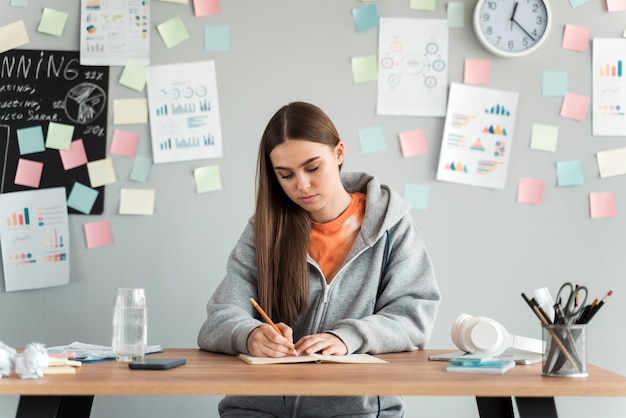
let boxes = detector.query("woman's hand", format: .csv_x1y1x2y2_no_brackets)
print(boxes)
295,332,347,356
246,323,297,357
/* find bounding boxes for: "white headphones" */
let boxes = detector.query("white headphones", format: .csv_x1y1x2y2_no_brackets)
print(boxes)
451,314,544,357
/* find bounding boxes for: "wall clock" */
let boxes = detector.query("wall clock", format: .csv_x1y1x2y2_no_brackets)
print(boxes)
473,0,552,58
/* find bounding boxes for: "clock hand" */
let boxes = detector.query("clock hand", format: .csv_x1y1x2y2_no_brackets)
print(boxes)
509,2,519,30
511,18,536,41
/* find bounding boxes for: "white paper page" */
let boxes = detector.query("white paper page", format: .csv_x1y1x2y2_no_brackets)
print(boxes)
436,83,519,190
377,17,449,117
592,38,626,136
147,61,224,164
0,188,70,292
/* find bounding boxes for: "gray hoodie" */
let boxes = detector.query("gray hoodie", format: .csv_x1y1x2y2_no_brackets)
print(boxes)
198,172,441,417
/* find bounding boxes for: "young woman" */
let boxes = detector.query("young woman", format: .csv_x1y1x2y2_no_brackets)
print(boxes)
198,101,441,417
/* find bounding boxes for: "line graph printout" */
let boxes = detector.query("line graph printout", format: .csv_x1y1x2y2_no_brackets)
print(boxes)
592,38,626,136
437,83,518,190
0,187,70,292
147,61,223,164
377,17,449,117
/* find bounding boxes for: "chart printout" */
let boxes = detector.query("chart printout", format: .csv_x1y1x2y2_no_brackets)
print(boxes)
592,38,626,136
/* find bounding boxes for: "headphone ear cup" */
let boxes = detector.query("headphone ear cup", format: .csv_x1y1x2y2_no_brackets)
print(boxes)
451,314,474,352
466,316,508,357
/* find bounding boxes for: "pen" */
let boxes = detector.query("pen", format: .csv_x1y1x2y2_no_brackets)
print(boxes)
250,298,298,355
582,290,613,323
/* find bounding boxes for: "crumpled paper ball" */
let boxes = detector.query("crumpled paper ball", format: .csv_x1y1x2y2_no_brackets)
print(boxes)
15,342,48,379
0,341,17,378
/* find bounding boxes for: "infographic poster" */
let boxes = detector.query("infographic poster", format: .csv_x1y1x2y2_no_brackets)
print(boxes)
437,83,518,190
0,188,70,292
592,38,626,136
147,61,223,164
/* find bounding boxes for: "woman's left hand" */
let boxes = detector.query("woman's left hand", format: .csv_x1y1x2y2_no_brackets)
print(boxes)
294,332,347,356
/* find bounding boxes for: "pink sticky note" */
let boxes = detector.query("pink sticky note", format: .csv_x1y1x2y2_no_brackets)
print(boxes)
560,93,590,121
464,59,490,85
562,24,590,52
59,139,88,170
589,192,616,219
14,158,43,188
84,220,113,249
193,0,220,16
517,177,544,204
110,129,139,158
398,129,427,157
607,0,626,11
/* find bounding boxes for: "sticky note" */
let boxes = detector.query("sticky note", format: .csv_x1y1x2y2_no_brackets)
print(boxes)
359,126,386,154
352,3,379,33
530,123,558,152
569,0,592,7
517,178,544,204
17,126,45,155
14,159,43,188
398,129,428,157
562,24,590,52
556,160,584,187
542,71,568,96
607,0,626,11
447,3,464,28
110,129,139,158
113,99,148,125
194,165,222,194
0,20,29,54
87,158,117,187
404,183,430,210
351,54,378,84
194,0,220,17
410,0,436,11
45,122,74,150
597,147,626,178
67,182,99,214
204,25,230,51
560,93,590,121
119,61,150,92
157,16,190,49
589,192,616,219
464,59,490,85
59,139,88,170
84,220,112,249
119,188,155,215
155,0,188,3
37,8,69,37
129,156,152,183
11,0,28,7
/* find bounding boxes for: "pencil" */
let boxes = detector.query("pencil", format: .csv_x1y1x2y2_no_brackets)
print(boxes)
250,298,298,355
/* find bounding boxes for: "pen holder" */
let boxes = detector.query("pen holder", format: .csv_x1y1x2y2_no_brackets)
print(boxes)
542,324,587,378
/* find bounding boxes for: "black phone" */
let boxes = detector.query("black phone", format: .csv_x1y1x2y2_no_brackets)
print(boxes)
129,358,186,370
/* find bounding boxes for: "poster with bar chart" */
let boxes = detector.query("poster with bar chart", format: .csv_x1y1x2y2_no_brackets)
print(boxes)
436,83,518,189
0,187,70,292
147,61,224,164
592,38,626,136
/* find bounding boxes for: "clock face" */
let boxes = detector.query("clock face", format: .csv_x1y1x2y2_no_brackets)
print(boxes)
473,0,551,57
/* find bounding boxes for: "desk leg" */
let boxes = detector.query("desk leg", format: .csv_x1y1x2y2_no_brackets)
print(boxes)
16,395,93,418
515,397,558,418
475,396,514,418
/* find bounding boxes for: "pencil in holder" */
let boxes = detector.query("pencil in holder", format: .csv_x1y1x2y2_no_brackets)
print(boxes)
542,324,588,378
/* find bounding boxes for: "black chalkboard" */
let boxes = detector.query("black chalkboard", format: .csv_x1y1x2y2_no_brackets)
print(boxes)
0,49,109,214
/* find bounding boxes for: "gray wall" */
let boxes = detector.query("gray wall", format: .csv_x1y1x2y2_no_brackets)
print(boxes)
1,0,626,417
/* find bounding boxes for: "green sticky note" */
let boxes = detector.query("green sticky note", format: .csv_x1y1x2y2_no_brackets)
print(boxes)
556,160,584,187
67,182,99,215
194,165,222,194
530,123,558,152
157,16,190,48
410,0,436,11
45,122,74,150
38,8,69,37
204,25,230,51
542,71,568,96
358,126,386,154
119,61,150,92
352,3,379,33
351,54,378,84
447,3,464,28
404,183,430,211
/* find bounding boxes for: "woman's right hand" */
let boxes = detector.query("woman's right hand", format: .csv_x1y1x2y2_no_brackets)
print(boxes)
246,323,297,357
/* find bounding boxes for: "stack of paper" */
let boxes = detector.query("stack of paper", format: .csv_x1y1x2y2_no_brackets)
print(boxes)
44,357,82,375
446,357,516,374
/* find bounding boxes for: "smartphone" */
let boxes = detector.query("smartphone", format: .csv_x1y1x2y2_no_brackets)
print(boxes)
129,358,186,370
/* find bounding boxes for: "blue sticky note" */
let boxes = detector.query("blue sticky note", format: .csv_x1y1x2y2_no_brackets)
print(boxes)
352,3,379,33
17,126,45,155
569,0,592,7
447,2,465,28
404,183,430,211
556,160,584,187
204,25,230,51
67,182,99,214
11,0,28,7
129,156,152,183
358,126,386,154
542,71,568,96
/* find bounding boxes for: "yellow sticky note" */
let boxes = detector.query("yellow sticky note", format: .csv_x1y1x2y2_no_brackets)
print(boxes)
351,55,378,84
113,99,148,125
119,188,155,215
0,20,30,53
157,16,190,48
38,8,69,37
194,165,222,194
87,158,117,188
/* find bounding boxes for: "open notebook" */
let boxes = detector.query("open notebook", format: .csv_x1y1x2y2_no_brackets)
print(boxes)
237,353,387,365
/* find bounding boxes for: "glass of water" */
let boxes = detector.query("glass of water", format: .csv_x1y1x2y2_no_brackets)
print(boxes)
112,288,147,362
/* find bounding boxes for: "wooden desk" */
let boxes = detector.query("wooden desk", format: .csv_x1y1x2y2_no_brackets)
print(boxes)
2,349,626,418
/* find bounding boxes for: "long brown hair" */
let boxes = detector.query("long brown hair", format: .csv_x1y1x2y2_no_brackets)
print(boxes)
254,102,342,324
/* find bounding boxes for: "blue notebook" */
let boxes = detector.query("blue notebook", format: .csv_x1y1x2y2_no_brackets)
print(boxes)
446,357,516,374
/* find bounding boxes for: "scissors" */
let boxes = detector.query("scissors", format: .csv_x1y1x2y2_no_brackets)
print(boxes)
555,282,588,324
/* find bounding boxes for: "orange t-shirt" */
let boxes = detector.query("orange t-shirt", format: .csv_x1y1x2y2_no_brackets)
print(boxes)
309,192,366,283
